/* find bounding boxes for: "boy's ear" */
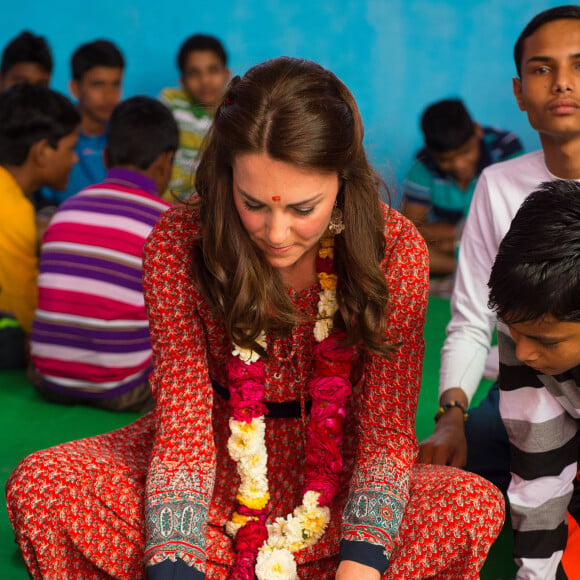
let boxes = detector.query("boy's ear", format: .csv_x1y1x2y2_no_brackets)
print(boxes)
513,77,525,111
158,150,175,176
29,139,51,168
69,79,80,100
151,150,175,193
473,122,483,139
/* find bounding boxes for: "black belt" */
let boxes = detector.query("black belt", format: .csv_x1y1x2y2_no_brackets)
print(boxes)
211,378,311,419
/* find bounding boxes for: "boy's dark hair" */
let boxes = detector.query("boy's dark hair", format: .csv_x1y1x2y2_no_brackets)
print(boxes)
421,98,475,153
488,180,580,324
71,39,124,81
514,5,580,77
177,34,227,72
0,84,79,166
106,96,178,170
1,31,53,75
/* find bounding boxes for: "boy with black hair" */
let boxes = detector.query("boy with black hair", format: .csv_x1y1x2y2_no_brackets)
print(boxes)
489,180,580,579
402,98,522,276
160,33,230,199
29,96,177,412
42,39,124,205
0,84,79,368
421,5,580,496
0,30,53,90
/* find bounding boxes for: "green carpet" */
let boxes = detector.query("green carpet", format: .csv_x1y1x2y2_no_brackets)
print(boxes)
0,296,516,578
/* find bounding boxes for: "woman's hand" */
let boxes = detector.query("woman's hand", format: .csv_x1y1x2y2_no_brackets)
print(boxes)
335,560,381,580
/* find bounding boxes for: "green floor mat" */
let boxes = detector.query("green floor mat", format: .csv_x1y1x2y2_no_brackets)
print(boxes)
0,370,139,579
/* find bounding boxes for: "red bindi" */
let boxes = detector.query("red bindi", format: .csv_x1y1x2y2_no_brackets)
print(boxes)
272,196,281,202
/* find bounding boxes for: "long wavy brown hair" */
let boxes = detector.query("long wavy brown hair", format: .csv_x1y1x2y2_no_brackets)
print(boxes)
193,56,393,357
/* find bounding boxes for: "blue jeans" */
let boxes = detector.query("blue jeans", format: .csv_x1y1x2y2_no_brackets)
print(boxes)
464,382,511,494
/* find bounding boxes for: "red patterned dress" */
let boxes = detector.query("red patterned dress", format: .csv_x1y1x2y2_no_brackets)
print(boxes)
6,204,504,579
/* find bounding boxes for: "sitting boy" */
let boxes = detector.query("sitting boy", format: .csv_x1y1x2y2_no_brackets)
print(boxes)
29,96,178,412
0,30,53,90
402,99,522,277
42,39,124,205
160,33,230,199
0,84,79,368
488,180,580,579
1,31,55,212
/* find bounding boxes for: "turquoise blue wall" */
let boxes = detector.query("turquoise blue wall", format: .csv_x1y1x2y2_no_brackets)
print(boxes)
0,1,564,204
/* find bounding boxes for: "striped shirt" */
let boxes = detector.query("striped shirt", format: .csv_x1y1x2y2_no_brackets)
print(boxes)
30,169,171,399
159,87,212,199
498,321,580,579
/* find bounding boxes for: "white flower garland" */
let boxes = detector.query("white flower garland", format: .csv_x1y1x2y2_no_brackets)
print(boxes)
226,268,339,580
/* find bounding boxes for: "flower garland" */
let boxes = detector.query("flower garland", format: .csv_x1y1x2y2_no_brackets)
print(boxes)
225,233,355,580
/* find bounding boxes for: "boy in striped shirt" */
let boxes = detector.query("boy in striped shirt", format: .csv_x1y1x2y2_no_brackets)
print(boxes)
489,180,580,579
29,96,178,412
160,34,230,200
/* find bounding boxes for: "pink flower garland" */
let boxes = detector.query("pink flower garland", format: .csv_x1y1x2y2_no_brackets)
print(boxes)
303,334,353,506
226,246,355,579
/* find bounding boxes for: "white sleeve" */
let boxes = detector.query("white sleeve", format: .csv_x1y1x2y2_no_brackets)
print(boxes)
439,171,499,403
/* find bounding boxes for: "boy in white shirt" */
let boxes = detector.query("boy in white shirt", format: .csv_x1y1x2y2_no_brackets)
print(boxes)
419,5,580,496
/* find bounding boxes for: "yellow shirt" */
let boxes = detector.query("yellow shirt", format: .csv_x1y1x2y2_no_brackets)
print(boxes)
0,167,37,332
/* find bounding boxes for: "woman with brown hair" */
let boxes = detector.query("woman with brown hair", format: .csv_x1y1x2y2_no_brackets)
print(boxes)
7,56,503,580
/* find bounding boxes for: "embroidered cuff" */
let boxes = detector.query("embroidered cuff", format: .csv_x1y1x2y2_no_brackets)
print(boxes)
339,539,390,574
146,559,204,579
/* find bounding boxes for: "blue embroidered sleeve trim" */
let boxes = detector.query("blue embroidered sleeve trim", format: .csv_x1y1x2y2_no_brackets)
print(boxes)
341,456,410,555
341,483,406,549
339,539,390,574
146,497,208,557
146,558,205,579
146,462,215,568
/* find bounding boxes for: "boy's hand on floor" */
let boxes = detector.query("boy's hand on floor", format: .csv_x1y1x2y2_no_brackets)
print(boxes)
418,409,467,467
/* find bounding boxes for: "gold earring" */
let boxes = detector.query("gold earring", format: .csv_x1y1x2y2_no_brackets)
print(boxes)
328,206,345,235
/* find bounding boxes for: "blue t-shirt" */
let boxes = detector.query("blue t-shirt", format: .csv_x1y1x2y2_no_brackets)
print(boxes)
402,127,523,224
42,132,107,205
